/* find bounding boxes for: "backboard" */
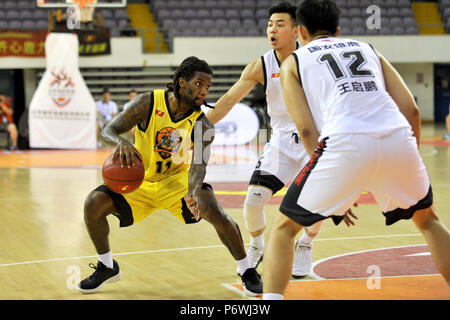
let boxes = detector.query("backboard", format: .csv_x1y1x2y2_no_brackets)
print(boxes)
36,0,127,8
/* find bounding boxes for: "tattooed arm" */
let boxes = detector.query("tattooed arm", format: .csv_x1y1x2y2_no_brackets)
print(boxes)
184,114,215,219
102,92,151,167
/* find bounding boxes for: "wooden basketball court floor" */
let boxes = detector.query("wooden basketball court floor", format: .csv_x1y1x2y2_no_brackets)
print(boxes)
0,124,449,300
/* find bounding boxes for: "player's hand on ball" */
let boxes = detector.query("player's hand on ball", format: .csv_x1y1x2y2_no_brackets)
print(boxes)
113,139,142,168
184,193,200,221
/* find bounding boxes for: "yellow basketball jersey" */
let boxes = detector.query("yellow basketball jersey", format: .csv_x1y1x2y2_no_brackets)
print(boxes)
135,90,203,183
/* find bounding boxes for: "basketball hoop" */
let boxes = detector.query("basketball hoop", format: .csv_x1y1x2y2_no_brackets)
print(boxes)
70,0,97,9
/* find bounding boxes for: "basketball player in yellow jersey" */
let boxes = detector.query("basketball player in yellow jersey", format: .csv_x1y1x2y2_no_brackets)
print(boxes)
77,57,263,296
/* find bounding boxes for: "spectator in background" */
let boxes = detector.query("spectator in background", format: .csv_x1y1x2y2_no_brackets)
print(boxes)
49,9,68,32
0,95,18,150
96,88,118,147
120,19,137,37
93,11,105,29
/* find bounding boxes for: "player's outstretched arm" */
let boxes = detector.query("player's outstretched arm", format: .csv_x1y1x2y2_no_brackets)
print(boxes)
184,115,215,219
378,52,421,146
206,59,264,124
280,55,319,156
102,92,150,167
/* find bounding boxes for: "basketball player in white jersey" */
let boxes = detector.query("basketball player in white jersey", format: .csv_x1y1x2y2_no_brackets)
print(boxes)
263,0,450,299
207,2,354,278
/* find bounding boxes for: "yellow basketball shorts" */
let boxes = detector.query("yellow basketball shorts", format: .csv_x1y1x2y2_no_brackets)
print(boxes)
94,179,213,227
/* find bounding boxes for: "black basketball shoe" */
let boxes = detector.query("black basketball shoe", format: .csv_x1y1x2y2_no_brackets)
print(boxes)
240,268,263,296
77,260,121,294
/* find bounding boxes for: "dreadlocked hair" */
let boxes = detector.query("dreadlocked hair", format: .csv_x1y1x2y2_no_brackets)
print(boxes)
166,56,214,107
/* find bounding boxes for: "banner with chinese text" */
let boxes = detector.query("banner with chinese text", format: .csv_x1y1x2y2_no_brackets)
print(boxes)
0,31,47,57
74,28,111,56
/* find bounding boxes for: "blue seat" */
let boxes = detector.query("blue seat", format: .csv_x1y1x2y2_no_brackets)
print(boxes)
161,18,176,29
405,25,419,34
189,20,203,28
225,9,240,19
34,20,48,30
403,16,417,27
184,9,196,19
195,29,208,37
228,18,240,29
32,10,48,20
6,10,19,20
202,19,215,28
387,7,400,17
115,9,128,20
157,9,170,20
7,20,21,30
208,28,221,37
348,7,362,17
242,18,256,28
211,9,224,19
204,0,218,9
221,29,234,36
389,16,402,27
247,28,261,37
99,9,113,19
217,0,229,9
351,26,365,35
171,9,184,19
17,0,31,9
398,0,411,8
22,20,35,30
182,28,196,36
197,9,210,19
241,9,254,19
380,26,393,35
4,1,15,9
166,1,179,9
392,26,405,34
347,0,361,8
176,19,189,29
350,17,364,27
230,0,242,9
217,18,229,28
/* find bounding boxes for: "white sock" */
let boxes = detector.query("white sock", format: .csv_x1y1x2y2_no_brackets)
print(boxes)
299,230,314,246
236,257,251,275
250,234,265,249
97,251,113,269
263,293,284,300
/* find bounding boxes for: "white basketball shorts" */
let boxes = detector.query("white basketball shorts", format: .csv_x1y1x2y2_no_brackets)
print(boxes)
249,130,310,194
280,128,432,226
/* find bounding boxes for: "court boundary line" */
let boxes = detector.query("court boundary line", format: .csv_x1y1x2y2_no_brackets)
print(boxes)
222,245,442,299
220,284,260,300
310,243,428,280
0,234,424,268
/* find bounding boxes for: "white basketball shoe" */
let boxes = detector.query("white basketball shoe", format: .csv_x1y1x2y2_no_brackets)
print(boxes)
246,245,264,269
292,240,312,278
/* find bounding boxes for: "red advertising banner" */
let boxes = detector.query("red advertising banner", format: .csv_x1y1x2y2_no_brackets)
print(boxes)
0,30,48,57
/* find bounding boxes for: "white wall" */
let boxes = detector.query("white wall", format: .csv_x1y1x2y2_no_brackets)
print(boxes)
1,35,449,69
1,35,448,120
393,63,434,121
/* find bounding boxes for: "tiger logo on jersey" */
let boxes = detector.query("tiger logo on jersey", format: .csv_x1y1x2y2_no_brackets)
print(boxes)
154,127,183,159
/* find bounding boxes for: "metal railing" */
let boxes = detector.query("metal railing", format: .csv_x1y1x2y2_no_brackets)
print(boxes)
136,27,171,53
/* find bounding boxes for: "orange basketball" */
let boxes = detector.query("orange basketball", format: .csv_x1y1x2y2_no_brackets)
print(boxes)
102,153,145,194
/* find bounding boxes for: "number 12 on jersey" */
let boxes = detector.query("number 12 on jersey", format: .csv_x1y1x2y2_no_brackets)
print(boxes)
318,50,374,81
